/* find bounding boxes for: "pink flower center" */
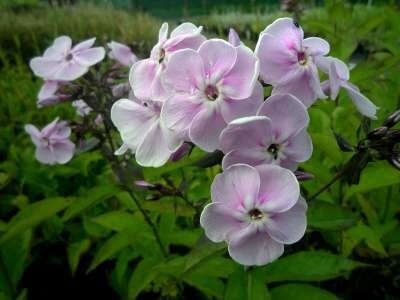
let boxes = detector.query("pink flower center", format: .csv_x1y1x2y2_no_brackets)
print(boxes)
205,85,219,101
267,143,280,160
297,51,307,65
248,208,264,221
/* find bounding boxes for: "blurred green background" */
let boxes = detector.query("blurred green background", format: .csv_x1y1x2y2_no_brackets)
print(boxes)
0,0,400,299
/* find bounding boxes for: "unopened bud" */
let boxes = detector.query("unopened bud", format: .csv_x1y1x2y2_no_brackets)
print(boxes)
367,126,388,140
382,109,400,128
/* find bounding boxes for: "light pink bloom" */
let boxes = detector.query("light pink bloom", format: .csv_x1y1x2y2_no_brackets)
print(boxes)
37,80,69,107
200,164,306,266
220,94,312,170
25,118,75,165
108,41,137,66
255,17,329,106
317,56,378,119
130,22,205,101
30,36,105,81
72,100,92,116
111,98,182,167
162,39,261,152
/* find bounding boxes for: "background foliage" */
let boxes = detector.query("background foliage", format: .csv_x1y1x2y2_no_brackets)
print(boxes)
0,0,400,299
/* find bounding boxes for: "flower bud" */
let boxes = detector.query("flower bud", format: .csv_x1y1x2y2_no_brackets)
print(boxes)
382,109,400,128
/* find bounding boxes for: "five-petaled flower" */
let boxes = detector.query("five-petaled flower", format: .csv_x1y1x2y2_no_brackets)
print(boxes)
25,118,75,165
30,36,105,81
162,39,261,152
200,164,307,266
220,93,312,170
256,17,329,106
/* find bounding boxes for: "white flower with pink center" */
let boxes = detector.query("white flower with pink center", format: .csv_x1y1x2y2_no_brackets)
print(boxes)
200,164,307,266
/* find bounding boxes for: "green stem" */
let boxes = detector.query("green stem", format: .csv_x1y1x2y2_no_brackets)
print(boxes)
308,167,347,201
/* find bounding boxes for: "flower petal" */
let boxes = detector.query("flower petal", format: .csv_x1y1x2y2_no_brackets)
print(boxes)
211,164,260,207
29,57,61,79
135,122,172,167
43,36,72,59
52,61,88,81
220,45,259,99
219,81,264,123
158,22,169,42
283,128,313,162
72,37,96,52
220,116,272,153
111,99,157,150
198,39,237,80
188,105,227,152
73,47,105,67
130,59,158,100
228,28,241,46
257,93,309,141
25,124,42,147
303,37,330,56
343,82,378,120
200,203,245,243
262,17,304,41
108,41,137,66
257,164,300,213
228,227,284,266
170,22,200,38
35,146,56,165
266,197,307,244
222,148,270,170
53,140,75,164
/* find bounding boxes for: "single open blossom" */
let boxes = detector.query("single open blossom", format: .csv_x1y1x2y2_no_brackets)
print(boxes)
220,94,312,170
130,22,205,101
111,98,182,167
317,56,378,119
37,80,69,107
162,39,261,152
72,100,92,116
30,36,105,81
25,118,75,165
255,17,329,106
108,41,137,66
200,164,307,266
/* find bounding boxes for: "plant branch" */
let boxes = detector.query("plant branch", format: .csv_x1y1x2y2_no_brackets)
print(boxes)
308,167,348,201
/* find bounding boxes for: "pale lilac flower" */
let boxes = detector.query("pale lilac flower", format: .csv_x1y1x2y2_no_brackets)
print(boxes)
317,56,378,119
37,80,69,107
255,17,329,106
30,36,105,81
25,118,75,165
200,164,306,266
220,94,312,170
108,41,137,66
162,39,261,152
72,100,92,117
111,98,182,167
130,22,205,100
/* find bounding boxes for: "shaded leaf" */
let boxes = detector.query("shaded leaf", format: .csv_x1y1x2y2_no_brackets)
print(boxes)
67,239,91,276
308,202,355,231
270,283,339,300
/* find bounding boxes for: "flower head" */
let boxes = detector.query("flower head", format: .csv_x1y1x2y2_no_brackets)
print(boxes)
317,56,378,119
220,94,312,170
111,97,182,167
30,36,105,81
25,118,75,165
108,41,137,67
130,22,205,100
255,17,329,106
200,164,307,266
162,39,261,152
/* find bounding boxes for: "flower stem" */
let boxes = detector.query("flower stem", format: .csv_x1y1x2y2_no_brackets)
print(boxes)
308,167,347,201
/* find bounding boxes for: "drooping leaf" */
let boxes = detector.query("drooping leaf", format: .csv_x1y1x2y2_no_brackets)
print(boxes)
127,257,161,300
0,197,72,245
261,251,367,283
270,283,339,300
67,239,91,276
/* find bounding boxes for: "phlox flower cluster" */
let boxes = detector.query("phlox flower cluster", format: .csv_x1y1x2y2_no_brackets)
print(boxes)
26,18,379,266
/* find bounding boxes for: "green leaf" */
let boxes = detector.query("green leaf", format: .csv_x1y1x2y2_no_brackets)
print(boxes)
63,185,119,221
0,197,72,245
88,230,136,272
128,258,161,299
67,239,91,276
184,273,224,299
308,202,356,231
345,162,400,200
225,266,270,300
91,211,150,234
270,283,339,300
261,251,367,283
342,224,387,257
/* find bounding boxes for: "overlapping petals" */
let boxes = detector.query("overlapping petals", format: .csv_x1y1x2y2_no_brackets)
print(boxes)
162,39,260,152
220,94,312,170
30,36,105,81
200,164,306,266
108,41,137,66
25,118,75,165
